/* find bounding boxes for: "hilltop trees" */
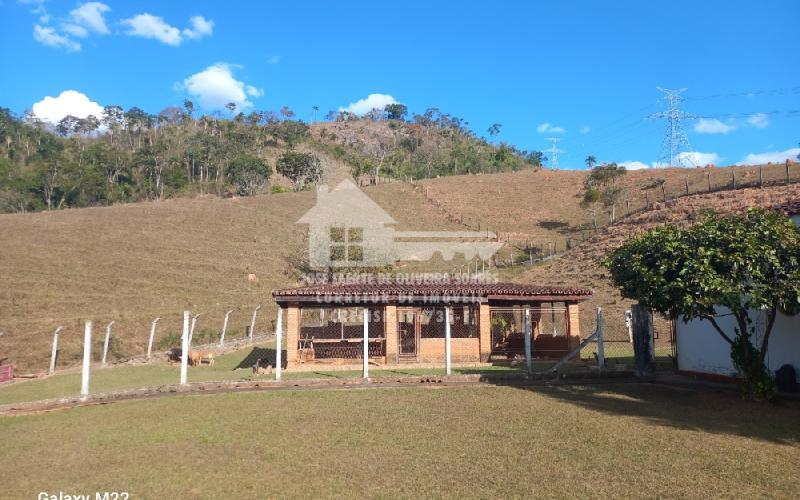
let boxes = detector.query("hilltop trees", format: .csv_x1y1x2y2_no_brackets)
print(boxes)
605,209,800,400
0,102,545,213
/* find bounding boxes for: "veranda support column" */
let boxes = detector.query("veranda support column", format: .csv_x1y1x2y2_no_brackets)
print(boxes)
362,308,369,379
102,321,115,366
180,311,189,386
524,308,532,375
147,317,160,360
80,320,92,401
445,306,452,375
596,307,605,370
275,307,283,381
49,326,63,374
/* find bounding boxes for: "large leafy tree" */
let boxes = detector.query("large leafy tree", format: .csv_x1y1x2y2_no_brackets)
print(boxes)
605,209,800,398
227,154,271,196
276,151,322,190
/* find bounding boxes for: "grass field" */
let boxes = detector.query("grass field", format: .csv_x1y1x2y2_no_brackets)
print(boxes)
2,383,799,498
0,340,588,406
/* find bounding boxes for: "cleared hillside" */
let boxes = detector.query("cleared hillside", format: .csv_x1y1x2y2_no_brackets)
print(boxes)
0,181,463,371
509,183,800,342
1,162,797,371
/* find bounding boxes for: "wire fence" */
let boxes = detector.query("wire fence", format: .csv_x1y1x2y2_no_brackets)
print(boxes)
412,162,800,270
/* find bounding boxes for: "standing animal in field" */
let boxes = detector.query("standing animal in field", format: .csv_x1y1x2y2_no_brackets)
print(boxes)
252,358,273,375
198,351,215,366
188,350,202,366
166,348,182,364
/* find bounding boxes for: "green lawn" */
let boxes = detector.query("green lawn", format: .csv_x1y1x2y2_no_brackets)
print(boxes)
2,383,799,498
0,344,570,405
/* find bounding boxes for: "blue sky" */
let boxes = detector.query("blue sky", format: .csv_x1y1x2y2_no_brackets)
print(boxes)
1,0,798,169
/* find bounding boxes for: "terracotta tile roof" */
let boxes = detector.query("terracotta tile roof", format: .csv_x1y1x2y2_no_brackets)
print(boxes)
273,280,592,303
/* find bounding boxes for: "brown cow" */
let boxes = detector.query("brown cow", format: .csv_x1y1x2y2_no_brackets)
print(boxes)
188,350,202,367
198,351,215,366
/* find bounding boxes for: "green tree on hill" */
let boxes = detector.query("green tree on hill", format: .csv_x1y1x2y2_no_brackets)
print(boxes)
276,151,322,190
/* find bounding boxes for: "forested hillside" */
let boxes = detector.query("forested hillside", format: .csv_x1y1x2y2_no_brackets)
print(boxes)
0,103,542,213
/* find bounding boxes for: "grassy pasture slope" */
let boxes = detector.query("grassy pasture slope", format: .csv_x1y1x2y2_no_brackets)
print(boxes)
1,163,797,371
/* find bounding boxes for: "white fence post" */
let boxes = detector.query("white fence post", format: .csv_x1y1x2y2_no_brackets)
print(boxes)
80,320,92,400
275,307,283,381
249,304,261,341
147,317,160,360
219,309,233,347
597,307,605,370
180,311,189,386
49,326,63,374
102,321,114,366
524,308,532,375
189,314,200,345
445,306,452,375
362,308,369,379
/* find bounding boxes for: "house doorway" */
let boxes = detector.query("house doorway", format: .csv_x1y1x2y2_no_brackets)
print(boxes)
398,309,418,360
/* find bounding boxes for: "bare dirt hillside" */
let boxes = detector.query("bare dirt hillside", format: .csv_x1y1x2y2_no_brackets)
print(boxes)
508,184,800,342
0,182,462,371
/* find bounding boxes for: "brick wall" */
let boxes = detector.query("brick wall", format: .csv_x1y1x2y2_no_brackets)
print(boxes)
419,338,480,363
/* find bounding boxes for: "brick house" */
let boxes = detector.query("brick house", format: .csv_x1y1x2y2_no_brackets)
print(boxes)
272,280,592,366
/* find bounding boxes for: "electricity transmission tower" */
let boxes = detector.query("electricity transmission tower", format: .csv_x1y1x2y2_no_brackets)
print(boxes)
546,137,562,169
650,87,696,167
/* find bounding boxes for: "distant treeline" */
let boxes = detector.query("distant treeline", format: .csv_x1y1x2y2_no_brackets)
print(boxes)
0,102,544,213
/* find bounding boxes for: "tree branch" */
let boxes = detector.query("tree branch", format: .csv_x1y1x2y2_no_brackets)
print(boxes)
760,304,778,366
703,315,734,345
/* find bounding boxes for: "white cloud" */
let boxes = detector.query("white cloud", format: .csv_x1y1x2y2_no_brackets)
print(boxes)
621,151,721,169
676,151,721,167
182,15,213,40
122,13,215,46
619,160,650,170
179,63,260,110
33,24,81,52
339,93,399,115
536,122,565,134
61,23,89,38
737,147,800,165
694,118,736,134
122,13,182,46
267,55,281,64
746,113,769,129
69,2,110,35
245,85,264,97
31,90,104,124
579,125,591,134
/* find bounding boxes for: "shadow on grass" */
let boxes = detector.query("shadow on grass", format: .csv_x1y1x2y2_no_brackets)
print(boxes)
507,382,800,444
233,348,287,370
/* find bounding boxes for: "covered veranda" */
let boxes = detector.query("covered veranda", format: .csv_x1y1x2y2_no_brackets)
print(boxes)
271,280,592,376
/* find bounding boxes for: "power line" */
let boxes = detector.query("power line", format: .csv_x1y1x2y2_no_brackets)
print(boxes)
546,137,562,169
650,87,696,167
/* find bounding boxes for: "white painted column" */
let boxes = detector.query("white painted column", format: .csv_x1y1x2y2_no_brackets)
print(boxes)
49,326,63,374
445,306,452,375
275,307,283,381
524,308,532,375
80,320,92,401
249,304,262,341
180,310,189,385
189,314,199,345
219,310,233,347
102,321,115,366
597,307,605,370
147,317,160,360
363,308,369,379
